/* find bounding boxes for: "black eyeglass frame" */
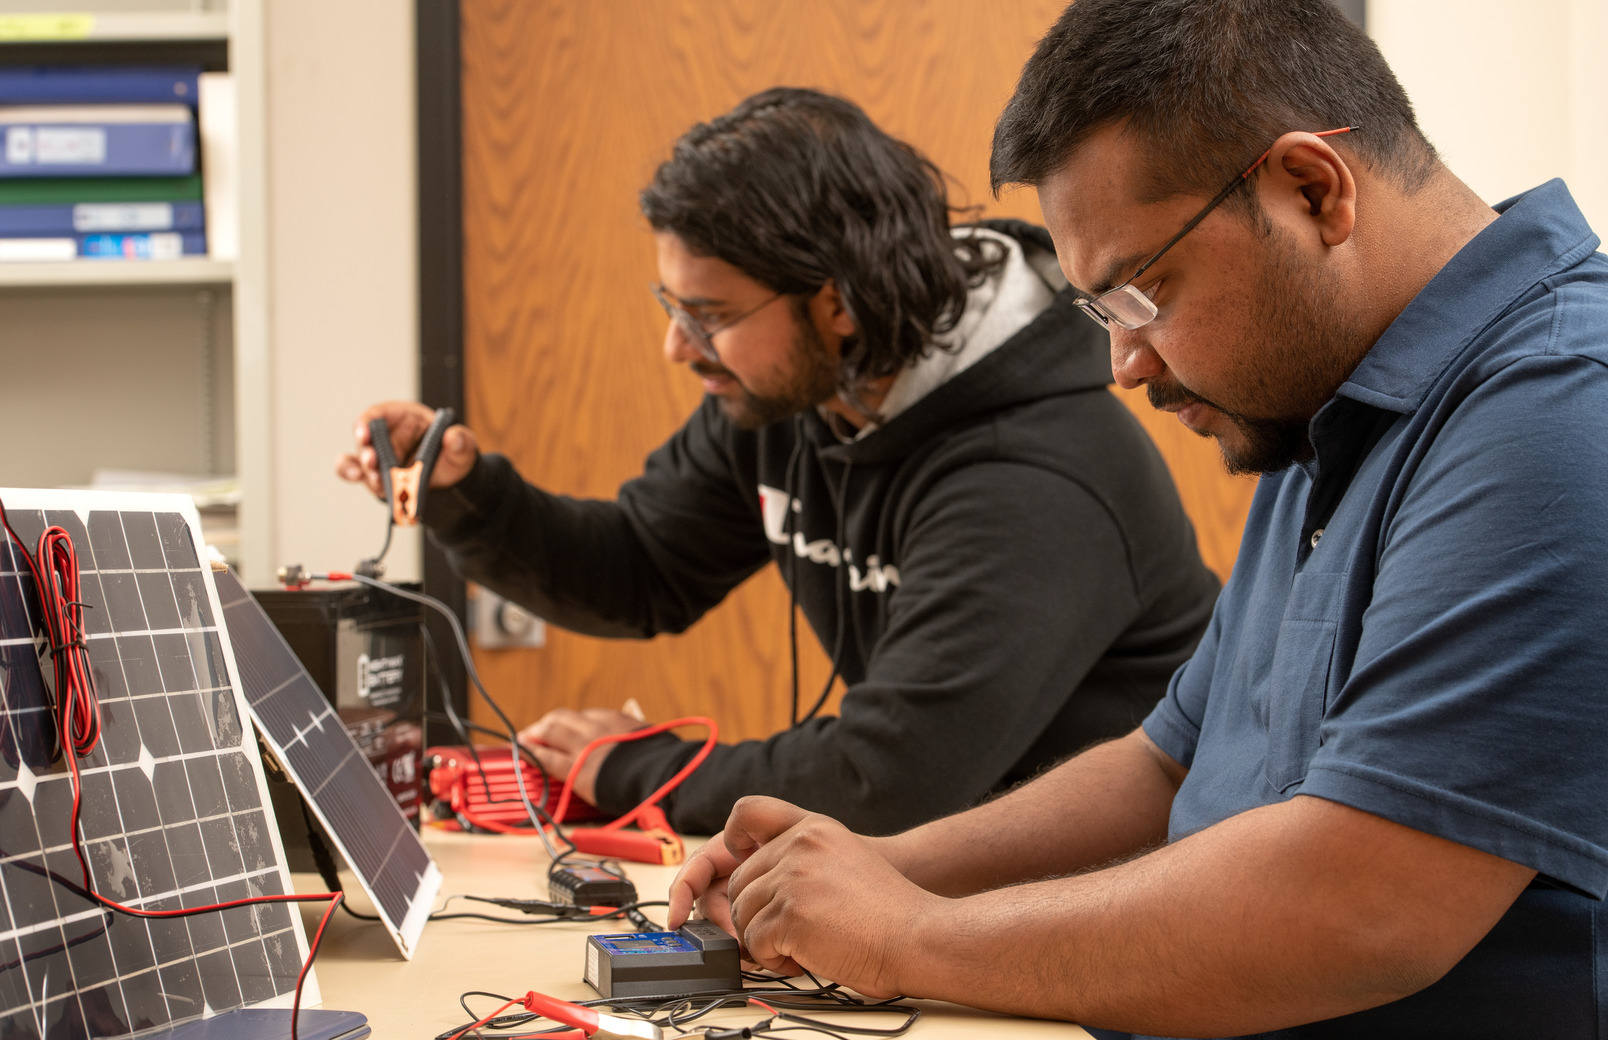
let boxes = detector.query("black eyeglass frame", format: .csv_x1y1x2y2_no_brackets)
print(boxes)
1072,125,1361,331
650,283,786,364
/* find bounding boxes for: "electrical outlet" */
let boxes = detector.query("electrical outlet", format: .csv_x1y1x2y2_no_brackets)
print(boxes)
469,587,546,649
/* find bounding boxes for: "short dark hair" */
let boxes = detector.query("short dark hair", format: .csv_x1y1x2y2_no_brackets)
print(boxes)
991,0,1438,206
642,87,999,385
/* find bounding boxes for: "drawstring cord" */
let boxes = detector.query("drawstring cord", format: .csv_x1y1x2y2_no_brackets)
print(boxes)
783,415,807,727
796,456,852,726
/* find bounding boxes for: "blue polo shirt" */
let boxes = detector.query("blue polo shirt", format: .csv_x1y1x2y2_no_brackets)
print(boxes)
1136,180,1608,1039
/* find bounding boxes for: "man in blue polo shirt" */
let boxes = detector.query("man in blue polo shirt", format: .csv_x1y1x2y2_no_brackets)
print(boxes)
665,1,1608,1036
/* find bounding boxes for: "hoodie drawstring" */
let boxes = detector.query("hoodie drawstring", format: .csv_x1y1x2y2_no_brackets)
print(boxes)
795,456,852,726
783,416,806,727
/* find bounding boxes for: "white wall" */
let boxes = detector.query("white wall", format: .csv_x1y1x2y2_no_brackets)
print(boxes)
1371,0,1608,233
259,0,420,582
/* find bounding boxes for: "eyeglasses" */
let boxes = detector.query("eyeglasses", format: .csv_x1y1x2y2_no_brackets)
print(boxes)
1073,125,1361,331
650,283,785,364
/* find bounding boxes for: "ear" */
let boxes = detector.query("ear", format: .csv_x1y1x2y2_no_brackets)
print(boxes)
1258,131,1358,248
810,279,859,340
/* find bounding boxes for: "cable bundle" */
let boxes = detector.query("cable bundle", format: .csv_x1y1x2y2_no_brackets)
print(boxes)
0,501,100,761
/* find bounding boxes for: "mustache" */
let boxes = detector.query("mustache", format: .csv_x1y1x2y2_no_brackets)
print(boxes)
1146,379,1211,413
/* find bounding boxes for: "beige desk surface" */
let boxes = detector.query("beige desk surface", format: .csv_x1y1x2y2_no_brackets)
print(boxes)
296,827,1092,1039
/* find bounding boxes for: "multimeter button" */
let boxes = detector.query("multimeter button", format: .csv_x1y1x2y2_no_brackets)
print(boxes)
678,920,739,951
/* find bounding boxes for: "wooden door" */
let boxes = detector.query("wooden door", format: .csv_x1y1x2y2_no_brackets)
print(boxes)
459,0,1257,740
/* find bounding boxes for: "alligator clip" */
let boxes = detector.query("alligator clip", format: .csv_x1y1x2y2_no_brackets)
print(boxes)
519,991,662,1040
369,407,456,526
568,805,686,865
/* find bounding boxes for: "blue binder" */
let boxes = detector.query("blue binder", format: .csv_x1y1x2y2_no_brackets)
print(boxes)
0,200,204,235
0,105,197,177
0,65,202,107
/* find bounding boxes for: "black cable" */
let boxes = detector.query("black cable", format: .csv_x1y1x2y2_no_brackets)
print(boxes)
428,713,548,751
335,885,668,929
338,901,383,923
438,984,920,1040
366,518,394,572
797,460,853,725
783,416,806,727
422,624,563,836
347,574,576,864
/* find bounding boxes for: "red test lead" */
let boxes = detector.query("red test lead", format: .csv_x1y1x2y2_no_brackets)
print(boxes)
521,991,663,1040
444,990,660,1040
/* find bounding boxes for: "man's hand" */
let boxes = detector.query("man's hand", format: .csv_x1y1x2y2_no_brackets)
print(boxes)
671,796,940,998
335,401,479,498
517,708,647,806
668,830,742,936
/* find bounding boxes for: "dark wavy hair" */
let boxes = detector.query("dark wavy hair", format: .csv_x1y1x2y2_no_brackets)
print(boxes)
991,0,1438,209
641,87,1001,386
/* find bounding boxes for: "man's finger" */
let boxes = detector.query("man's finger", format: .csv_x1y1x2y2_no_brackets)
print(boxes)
523,709,586,751
724,796,814,858
695,878,738,937
668,853,720,927
734,887,803,978
528,742,574,780
355,401,433,462
334,453,363,483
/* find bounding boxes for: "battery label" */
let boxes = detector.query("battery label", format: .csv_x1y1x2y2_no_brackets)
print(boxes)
358,651,407,707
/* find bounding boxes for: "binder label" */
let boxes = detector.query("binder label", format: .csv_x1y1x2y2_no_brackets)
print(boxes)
74,203,175,232
5,127,30,164
36,127,106,165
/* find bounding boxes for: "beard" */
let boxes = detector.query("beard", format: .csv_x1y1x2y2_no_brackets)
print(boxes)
694,310,840,431
1150,225,1360,475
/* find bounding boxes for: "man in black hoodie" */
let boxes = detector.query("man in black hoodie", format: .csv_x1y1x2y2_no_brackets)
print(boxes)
339,88,1218,835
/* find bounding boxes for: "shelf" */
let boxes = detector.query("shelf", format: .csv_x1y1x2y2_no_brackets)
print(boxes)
0,11,230,43
0,257,233,287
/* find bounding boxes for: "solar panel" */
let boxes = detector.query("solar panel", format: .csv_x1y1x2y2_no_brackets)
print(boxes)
0,488,317,1039
213,569,440,959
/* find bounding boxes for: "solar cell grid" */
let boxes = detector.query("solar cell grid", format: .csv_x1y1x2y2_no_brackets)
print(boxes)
214,569,439,959
0,490,316,1039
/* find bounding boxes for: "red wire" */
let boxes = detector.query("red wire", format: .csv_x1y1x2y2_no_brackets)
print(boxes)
0,497,340,1040
449,717,718,843
320,568,719,845
547,716,718,833
0,502,100,760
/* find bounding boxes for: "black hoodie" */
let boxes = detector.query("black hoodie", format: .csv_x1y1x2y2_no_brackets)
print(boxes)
426,221,1220,835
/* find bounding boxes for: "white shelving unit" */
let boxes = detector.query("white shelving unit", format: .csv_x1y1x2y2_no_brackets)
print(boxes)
0,10,231,42
64,11,231,41
2,0,417,586
0,257,234,286
0,0,268,577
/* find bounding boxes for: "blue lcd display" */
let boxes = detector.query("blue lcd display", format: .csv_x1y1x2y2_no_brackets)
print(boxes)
596,932,696,955
586,923,743,999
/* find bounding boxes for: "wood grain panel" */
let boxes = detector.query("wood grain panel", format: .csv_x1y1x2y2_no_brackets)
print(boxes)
460,0,1253,743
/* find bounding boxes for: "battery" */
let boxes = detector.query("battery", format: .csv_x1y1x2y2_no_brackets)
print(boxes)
252,582,425,825
584,920,742,999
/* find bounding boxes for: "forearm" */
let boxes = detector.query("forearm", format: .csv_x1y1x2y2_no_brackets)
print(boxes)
420,453,638,629
893,795,1534,1036
877,728,1181,896
427,452,760,638
606,716,1008,836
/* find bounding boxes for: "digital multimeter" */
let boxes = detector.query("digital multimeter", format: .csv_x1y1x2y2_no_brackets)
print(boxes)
584,920,742,998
